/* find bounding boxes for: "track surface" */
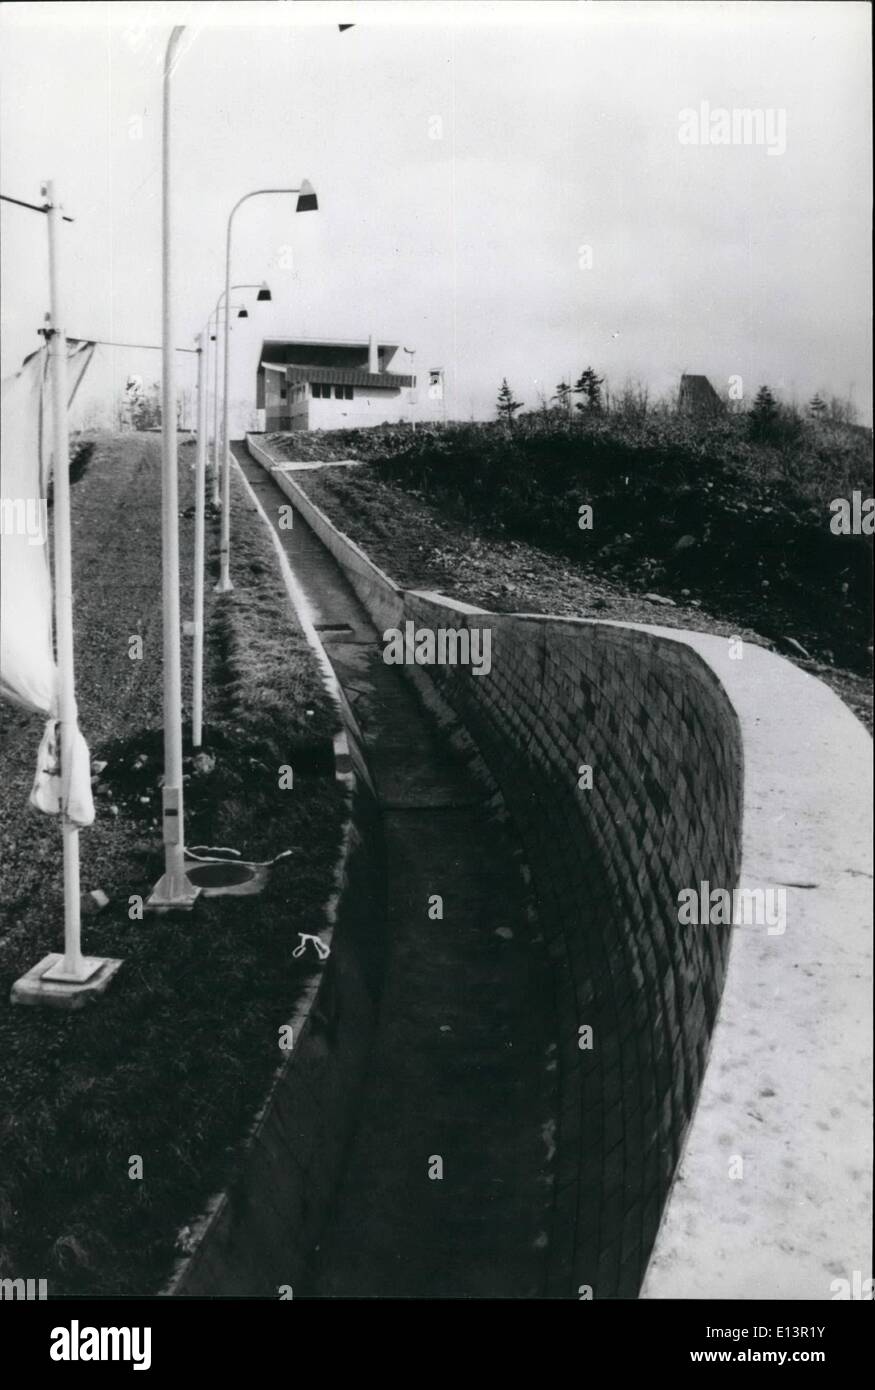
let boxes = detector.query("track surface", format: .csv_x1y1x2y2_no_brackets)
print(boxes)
237,448,558,1299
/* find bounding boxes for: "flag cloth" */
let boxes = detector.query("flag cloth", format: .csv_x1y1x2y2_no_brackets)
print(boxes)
0,341,96,827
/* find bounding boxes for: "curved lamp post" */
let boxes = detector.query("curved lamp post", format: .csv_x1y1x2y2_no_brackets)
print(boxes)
206,282,270,506
193,283,271,745
216,183,317,593
147,25,200,910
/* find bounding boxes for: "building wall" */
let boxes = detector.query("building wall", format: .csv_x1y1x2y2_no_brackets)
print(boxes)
307,386,410,431
263,380,413,433
264,371,306,431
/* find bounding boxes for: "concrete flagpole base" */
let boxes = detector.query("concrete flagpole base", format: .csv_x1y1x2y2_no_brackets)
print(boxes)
145,872,201,913
11,953,123,1009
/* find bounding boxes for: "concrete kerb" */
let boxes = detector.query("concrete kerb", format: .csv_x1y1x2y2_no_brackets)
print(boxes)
161,461,387,1298
247,432,405,634
246,434,873,1299
639,631,873,1299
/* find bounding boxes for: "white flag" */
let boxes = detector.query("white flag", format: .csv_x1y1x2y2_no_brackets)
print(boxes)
0,344,95,827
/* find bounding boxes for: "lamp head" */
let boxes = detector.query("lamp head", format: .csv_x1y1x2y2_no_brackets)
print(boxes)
256,281,272,302
237,306,249,319
295,179,318,213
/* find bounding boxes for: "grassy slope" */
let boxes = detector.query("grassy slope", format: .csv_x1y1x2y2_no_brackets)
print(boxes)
0,434,343,1294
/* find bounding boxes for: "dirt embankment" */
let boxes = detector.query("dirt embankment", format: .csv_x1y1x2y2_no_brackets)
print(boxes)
270,444,871,733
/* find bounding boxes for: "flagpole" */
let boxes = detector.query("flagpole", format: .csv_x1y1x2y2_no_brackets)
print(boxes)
44,180,83,979
11,183,122,1005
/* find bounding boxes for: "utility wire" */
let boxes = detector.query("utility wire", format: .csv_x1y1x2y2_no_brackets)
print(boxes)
1,192,74,222
86,338,198,354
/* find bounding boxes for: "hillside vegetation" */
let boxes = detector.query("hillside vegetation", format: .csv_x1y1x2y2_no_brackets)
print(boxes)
264,408,872,673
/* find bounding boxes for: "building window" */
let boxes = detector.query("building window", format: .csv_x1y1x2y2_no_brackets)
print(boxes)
310,382,352,399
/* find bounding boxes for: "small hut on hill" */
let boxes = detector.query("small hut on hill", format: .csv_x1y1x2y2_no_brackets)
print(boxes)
678,374,725,417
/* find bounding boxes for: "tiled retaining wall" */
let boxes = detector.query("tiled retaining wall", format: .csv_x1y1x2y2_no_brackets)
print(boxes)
250,438,744,1299
404,599,743,1298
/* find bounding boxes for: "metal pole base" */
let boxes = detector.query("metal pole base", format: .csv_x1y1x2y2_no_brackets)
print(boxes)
214,575,234,594
146,872,202,913
11,952,123,1009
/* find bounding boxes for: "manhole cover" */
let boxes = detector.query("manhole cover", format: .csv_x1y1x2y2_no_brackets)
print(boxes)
186,861,256,888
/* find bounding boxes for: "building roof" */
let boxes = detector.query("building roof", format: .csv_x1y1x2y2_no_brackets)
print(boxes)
260,336,401,356
280,364,414,389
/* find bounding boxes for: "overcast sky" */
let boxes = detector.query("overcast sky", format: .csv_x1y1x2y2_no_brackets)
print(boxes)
1,0,871,426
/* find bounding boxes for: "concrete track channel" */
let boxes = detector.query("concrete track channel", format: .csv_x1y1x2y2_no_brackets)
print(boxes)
235,447,558,1299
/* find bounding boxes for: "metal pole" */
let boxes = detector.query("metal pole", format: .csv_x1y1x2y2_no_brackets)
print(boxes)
209,284,259,513
216,190,302,593
43,180,84,979
148,25,198,910
192,332,206,748
211,311,221,507
216,207,235,592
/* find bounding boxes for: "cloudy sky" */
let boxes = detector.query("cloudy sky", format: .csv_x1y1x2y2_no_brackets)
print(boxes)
1,0,871,426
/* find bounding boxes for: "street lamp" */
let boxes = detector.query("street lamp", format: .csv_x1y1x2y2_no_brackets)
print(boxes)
216,184,318,593
205,283,270,507
192,283,271,745
148,24,198,910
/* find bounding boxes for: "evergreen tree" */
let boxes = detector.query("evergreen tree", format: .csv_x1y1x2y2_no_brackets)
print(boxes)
749,384,779,439
496,378,523,425
573,367,604,413
553,381,572,416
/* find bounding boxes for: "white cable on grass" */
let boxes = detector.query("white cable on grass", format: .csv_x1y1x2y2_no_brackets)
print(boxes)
185,845,293,867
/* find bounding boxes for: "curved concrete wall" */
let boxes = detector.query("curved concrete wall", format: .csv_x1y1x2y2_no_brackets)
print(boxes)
250,437,872,1301
407,599,743,1298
